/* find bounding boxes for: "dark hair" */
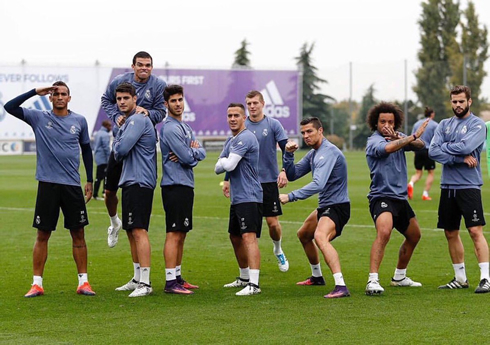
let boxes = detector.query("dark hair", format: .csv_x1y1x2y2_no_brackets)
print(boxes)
52,81,70,95
132,51,153,65
115,82,136,97
300,117,323,129
450,85,471,100
164,85,184,101
424,106,434,118
102,119,112,129
228,103,245,111
245,90,264,102
366,102,404,131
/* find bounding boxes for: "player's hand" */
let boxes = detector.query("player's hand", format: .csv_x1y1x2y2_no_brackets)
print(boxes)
136,106,149,116
277,170,288,188
222,180,230,198
464,155,478,168
279,194,289,205
35,86,58,96
190,140,200,148
116,115,126,127
84,182,93,204
285,141,299,153
414,118,430,139
169,152,179,162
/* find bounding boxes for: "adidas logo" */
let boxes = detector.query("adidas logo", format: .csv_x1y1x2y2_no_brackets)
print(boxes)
183,98,196,122
260,81,290,118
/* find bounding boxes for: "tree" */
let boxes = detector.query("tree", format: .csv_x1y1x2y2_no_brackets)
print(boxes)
232,39,251,69
414,0,459,121
450,1,489,114
295,42,335,138
353,85,377,149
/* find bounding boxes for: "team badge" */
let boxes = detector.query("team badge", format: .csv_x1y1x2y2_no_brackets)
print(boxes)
70,125,76,134
461,126,467,134
262,128,268,137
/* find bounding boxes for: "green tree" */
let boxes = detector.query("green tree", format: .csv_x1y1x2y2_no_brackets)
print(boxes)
414,0,460,121
232,39,251,68
450,1,489,114
353,84,377,149
295,42,334,139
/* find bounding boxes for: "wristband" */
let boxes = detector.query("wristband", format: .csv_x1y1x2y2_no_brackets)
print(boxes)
412,134,417,141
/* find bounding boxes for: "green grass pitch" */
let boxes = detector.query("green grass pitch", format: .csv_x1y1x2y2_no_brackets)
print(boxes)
0,151,489,344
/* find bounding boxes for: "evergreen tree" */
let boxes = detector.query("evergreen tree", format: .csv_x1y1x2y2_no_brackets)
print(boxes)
232,39,251,68
450,1,489,114
414,0,459,121
295,42,334,133
353,85,377,149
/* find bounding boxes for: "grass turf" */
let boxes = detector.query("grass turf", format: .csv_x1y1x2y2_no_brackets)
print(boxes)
0,151,489,344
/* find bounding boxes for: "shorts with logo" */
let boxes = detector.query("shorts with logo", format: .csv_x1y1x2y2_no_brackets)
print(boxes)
414,149,435,171
122,184,154,231
261,182,283,217
369,197,415,233
228,202,263,238
33,181,89,231
104,151,123,192
316,202,350,240
161,185,193,233
437,188,485,230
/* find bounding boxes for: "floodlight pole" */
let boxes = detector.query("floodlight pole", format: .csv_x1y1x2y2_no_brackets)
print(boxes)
349,62,353,151
404,59,408,135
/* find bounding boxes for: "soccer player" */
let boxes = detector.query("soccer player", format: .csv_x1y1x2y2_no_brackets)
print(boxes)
101,51,166,248
215,103,263,296
429,85,490,293
93,119,112,200
279,117,351,299
4,81,96,297
407,107,438,201
365,102,428,296
159,85,206,294
112,83,157,297
222,91,289,272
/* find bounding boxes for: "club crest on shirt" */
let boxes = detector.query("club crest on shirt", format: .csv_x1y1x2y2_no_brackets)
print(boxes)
45,121,53,129
70,125,76,134
461,126,467,134
262,128,268,137
145,90,151,100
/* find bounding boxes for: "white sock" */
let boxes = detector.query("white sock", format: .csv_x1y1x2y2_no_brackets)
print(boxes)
110,215,120,228
409,181,414,187
394,268,407,280
176,265,182,277
453,263,467,283
333,272,345,286
166,268,176,282
273,239,283,255
311,263,322,277
478,262,489,280
369,272,379,282
239,267,250,280
249,269,260,286
423,190,429,197
33,275,43,287
78,273,88,286
133,263,141,282
140,267,150,285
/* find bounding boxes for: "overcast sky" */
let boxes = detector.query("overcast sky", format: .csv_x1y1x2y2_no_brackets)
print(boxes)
1,0,489,103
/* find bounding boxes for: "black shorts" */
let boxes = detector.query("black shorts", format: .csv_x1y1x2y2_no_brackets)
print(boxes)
228,202,263,238
104,151,123,192
414,149,435,171
316,202,350,239
122,184,154,231
161,185,194,233
33,181,89,231
437,188,486,230
369,197,416,233
261,182,283,217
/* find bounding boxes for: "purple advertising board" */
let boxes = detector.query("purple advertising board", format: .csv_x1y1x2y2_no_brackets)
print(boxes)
94,68,300,137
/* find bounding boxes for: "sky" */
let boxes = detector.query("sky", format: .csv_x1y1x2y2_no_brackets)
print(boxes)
1,0,489,103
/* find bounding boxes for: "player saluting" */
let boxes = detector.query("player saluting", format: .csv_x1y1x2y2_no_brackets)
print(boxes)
4,82,96,297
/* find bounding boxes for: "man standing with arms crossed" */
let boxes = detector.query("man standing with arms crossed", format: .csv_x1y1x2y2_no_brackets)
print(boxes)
408,106,438,201
279,117,351,298
159,85,206,295
429,85,490,293
4,82,96,297
216,103,263,296
101,51,166,248
113,83,157,297
222,90,289,272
